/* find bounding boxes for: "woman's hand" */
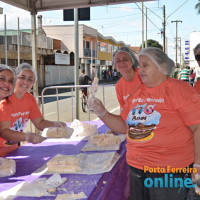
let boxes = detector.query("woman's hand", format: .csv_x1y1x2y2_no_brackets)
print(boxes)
25,132,46,144
88,98,107,117
54,121,67,128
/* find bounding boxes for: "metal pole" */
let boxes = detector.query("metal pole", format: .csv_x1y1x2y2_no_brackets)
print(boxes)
31,13,38,97
17,17,20,66
91,40,93,78
74,8,79,119
171,20,182,67
179,38,181,67
142,1,144,49
163,5,166,52
145,7,147,48
4,14,7,65
175,22,177,67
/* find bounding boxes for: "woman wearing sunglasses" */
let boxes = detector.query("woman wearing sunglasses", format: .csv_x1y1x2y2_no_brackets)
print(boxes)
193,44,200,94
0,63,66,157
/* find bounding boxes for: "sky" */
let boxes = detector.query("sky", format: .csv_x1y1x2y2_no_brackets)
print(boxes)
0,0,199,62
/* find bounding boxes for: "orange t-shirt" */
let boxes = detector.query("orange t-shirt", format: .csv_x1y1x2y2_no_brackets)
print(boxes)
194,79,200,95
115,68,141,108
120,77,200,170
0,92,42,156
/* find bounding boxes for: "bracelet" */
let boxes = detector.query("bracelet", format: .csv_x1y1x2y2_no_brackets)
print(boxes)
193,164,200,168
98,110,108,117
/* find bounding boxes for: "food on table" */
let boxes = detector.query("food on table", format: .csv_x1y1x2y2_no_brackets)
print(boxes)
46,127,69,138
0,158,16,177
47,155,81,173
91,134,121,147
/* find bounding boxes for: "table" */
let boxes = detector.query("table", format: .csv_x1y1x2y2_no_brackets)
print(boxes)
0,120,130,200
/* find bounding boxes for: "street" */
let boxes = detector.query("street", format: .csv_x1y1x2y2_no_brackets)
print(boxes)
25,84,121,133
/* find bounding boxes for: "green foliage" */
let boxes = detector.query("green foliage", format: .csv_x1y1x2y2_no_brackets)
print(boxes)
140,39,163,49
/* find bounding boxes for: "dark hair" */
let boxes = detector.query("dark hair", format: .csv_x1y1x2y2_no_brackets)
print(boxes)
81,69,85,73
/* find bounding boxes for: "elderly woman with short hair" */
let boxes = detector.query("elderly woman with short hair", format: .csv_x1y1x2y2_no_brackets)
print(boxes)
89,47,200,200
113,46,141,108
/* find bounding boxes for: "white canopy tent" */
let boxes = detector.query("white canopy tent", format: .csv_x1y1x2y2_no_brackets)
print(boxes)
1,0,153,13
1,0,154,119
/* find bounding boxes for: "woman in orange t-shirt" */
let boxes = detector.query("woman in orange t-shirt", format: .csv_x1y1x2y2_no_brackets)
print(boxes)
89,47,200,200
0,63,66,157
113,46,141,109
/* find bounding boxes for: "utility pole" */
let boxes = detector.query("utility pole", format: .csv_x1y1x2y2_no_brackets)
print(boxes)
171,20,182,67
4,14,7,65
145,7,147,48
163,5,166,53
142,0,144,49
179,37,181,67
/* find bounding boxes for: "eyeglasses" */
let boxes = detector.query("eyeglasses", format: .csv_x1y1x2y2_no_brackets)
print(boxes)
195,55,200,61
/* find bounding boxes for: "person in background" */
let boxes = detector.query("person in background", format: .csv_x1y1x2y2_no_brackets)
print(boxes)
180,65,190,82
193,44,200,94
89,47,200,200
0,63,66,157
114,46,141,109
189,68,195,86
79,68,92,102
0,64,16,101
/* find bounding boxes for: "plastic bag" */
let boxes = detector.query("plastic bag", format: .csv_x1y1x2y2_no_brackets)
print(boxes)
0,158,16,177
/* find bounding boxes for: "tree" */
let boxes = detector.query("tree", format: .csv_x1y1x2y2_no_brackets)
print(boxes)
140,39,163,49
195,0,200,14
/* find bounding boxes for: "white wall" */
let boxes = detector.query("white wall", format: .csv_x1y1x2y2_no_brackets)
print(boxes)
45,65,74,86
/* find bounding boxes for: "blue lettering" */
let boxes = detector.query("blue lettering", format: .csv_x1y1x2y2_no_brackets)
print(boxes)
174,178,183,188
144,178,153,188
154,178,163,188
184,178,195,188
169,174,173,188
164,174,168,187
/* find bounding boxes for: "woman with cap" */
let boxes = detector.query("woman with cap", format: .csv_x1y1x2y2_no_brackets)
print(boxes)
0,64,16,100
89,47,200,199
113,46,141,108
0,63,66,157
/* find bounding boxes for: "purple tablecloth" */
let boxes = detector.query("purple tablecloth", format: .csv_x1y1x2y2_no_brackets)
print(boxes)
0,120,130,200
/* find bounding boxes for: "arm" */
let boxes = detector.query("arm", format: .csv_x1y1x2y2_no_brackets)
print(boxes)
0,121,46,144
99,112,126,134
31,116,66,131
189,123,200,185
0,121,26,142
189,123,200,165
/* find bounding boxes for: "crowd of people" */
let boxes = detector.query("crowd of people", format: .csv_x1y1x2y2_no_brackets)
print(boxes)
172,45,200,92
1,44,200,199
102,68,121,81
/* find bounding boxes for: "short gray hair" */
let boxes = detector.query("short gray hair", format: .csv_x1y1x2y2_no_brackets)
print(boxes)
112,46,138,70
138,47,175,76
16,63,37,83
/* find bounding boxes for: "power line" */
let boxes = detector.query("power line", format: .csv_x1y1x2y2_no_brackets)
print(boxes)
135,3,161,32
166,0,190,20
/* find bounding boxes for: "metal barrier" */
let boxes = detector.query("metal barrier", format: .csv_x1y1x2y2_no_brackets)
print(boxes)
41,84,116,121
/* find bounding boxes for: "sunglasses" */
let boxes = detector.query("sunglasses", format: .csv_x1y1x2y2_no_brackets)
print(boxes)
195,55,200,61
